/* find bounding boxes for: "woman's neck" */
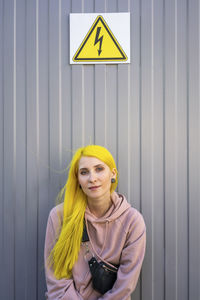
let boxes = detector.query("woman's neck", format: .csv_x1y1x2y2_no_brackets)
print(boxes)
87,196,112,218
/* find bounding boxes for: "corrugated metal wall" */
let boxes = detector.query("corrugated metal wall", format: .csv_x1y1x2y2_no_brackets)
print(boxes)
0,0,199,300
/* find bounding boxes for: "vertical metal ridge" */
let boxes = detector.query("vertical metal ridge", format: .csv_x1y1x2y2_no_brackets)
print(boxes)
198,8,200,295
139,0,142,215
163,0,166,299
94,66,96,144
36,0,39,160
13,1,16,298
68,0,72,156
151,0,154,298
197,0,200,141
70,64,73,150
92,65,95,143
115,65,118,172
105,0,107,12
13,0,16,176
127,64,130,201
35,0,39,296
1,1,6,297
174,0,178,298
104,66,107,146
82,0,84,13
58,0,62,166
24,0,28,297
69,9,72,156
1,0,5,276
82,65,85,146
116,64,119,170
186,1,190,299
139,2,143,298
47,0,51,184
70,63,73,148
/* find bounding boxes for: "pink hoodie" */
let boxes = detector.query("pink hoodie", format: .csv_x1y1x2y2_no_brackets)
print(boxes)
44,192,146,300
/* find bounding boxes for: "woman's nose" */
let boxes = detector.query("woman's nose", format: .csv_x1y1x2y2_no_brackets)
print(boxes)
88,171,96,182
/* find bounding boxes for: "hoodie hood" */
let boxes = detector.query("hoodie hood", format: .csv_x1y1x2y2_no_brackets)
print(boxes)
85,192,131,223
84,192,132,263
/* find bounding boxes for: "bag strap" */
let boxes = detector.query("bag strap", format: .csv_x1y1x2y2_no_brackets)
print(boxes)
82,220,89,242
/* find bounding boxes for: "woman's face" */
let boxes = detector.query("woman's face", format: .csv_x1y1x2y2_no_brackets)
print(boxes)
78,156,116,202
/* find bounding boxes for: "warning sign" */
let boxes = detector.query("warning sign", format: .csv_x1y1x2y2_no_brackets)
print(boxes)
70,13,130,64
73,15,127,62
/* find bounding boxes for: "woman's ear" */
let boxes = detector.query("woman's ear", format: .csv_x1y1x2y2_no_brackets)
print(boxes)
111,168,117,179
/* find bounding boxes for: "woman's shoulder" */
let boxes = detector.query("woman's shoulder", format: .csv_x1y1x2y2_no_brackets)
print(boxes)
118,199,146,234
127,206,146,238
117,193,145,225
127,205,144,219
48,202,64,224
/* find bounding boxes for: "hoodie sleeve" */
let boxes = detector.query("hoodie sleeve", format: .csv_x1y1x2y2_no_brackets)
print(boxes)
98,211,146,300
44,208,83,300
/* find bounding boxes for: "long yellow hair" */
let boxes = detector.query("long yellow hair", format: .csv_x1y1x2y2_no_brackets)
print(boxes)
51,145,118,279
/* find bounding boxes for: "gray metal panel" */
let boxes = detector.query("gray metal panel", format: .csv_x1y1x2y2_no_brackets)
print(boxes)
1,0,200,300
94,65,106,145
15,1,27,299
165,0,179,299
2,1,15,300
84,65,95,145
129,1,141,299
188,0,200,299
176,1,188,299
26,0,42,299
106,64,118,160
0,0,3,297
117,64,130,196
37,1,50,299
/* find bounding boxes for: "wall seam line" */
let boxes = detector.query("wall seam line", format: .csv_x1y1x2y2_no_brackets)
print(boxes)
13,0,17,299
36,0,39,296
151,0,154,299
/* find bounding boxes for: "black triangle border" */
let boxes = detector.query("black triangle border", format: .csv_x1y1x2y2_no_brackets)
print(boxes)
73,16,127,61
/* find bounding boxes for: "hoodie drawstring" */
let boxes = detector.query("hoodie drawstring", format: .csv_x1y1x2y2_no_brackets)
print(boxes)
84,218,118,271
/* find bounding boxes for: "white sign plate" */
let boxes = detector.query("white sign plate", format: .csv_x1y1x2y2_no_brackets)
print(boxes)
70,13,130,64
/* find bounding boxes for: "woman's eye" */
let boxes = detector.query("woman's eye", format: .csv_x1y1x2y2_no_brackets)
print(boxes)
96,167,104,172
80,170,88,175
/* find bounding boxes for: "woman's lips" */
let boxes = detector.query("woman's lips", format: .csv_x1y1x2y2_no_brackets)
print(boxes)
89,185,101,190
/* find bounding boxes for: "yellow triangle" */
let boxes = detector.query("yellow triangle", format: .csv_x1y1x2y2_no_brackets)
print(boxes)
73,15,127,62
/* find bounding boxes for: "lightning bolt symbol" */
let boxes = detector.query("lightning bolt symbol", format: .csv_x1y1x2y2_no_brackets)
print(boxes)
94,27,103,56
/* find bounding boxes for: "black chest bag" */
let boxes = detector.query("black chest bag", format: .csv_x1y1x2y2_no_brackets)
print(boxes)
82,222,119,295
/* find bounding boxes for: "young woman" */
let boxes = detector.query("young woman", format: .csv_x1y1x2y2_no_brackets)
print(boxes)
44,145,146,300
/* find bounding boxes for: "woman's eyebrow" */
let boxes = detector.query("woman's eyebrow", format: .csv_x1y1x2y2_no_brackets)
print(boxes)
94,164,104,167
79,164,104,170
